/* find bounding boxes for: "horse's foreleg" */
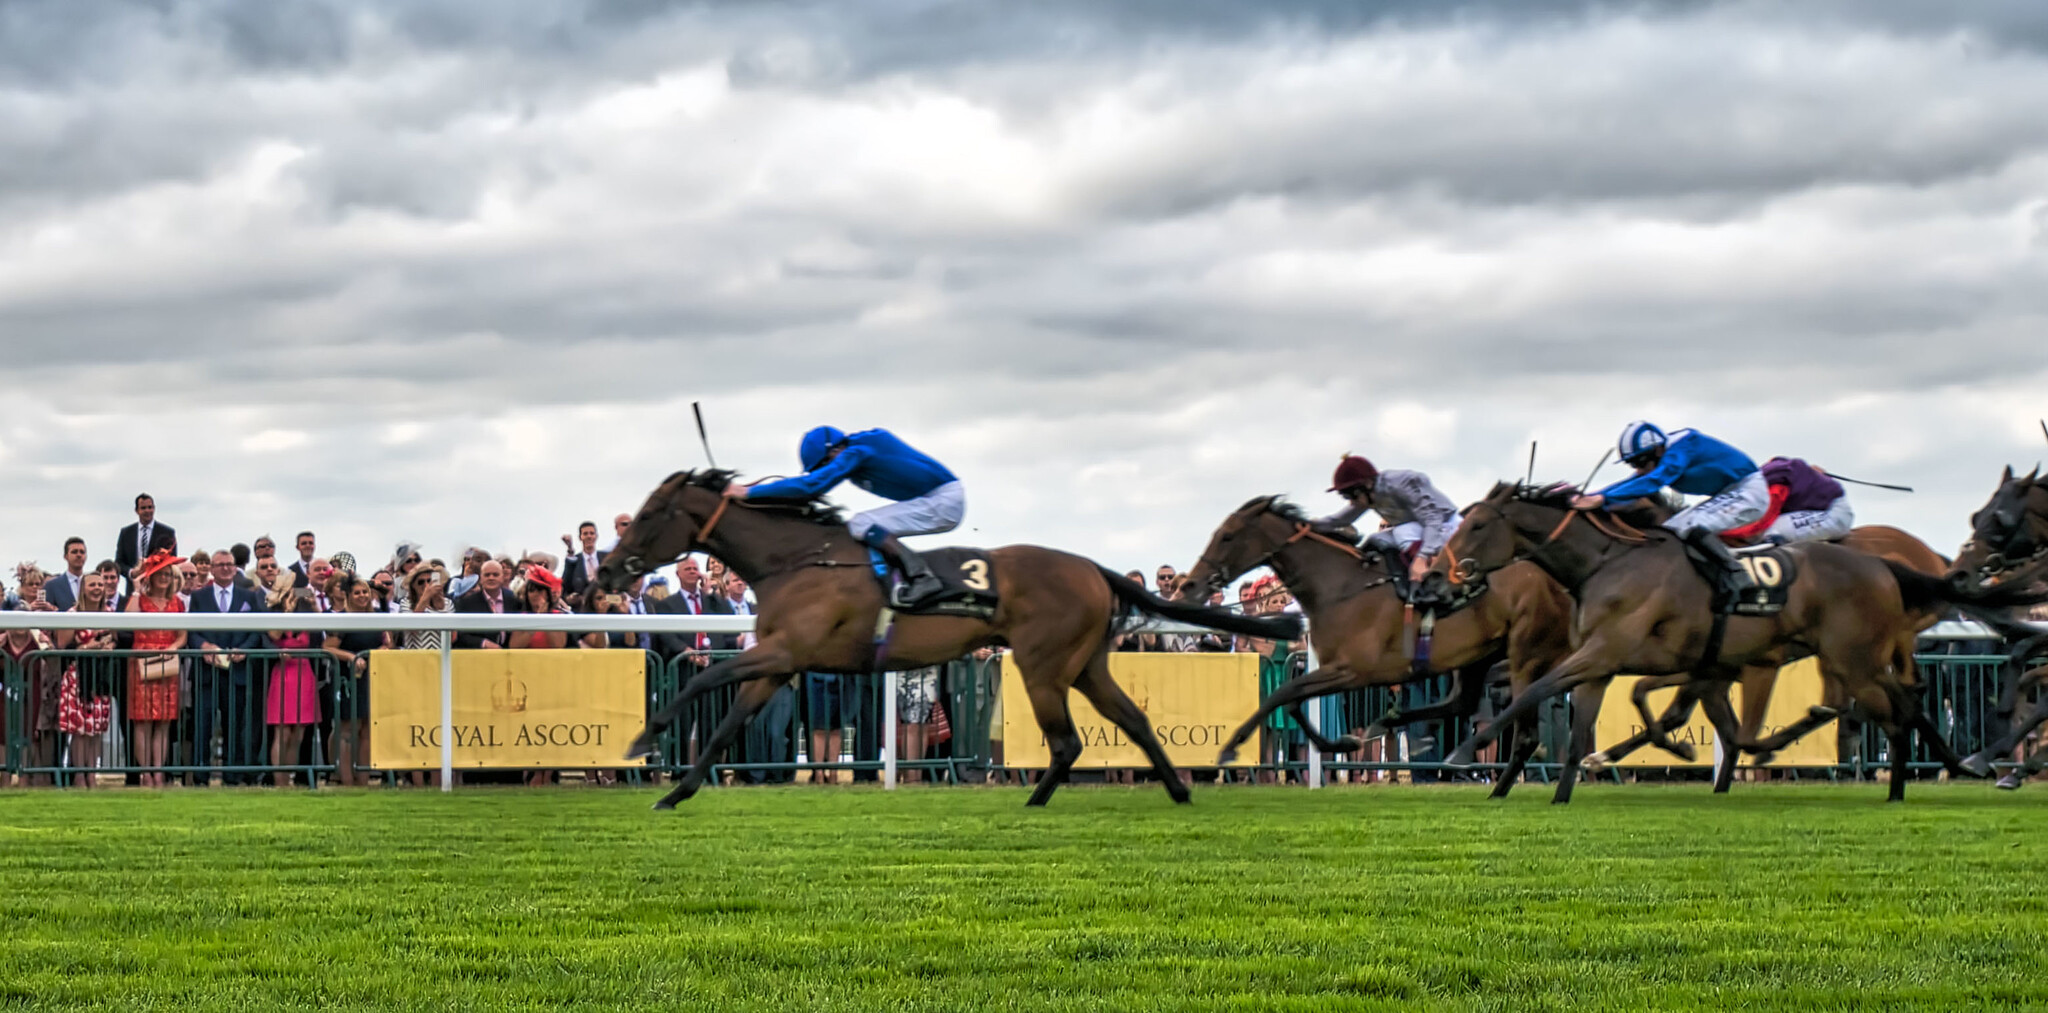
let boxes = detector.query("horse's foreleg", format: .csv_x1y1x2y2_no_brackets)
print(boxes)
1022,678,1083,808
1593,674,1700,767
1361,661,1492,742
1963,664,2048,775
1445,641,1621,769
1215,664,1362,765
1489,714,1540,799
1550,680,1606,804
653,674,791,810
627,638,797,760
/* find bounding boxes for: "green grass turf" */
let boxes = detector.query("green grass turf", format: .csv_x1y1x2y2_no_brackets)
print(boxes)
1,783,2044,1011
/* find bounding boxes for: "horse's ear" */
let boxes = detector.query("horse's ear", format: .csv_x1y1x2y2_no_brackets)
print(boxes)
2003,464,2015,484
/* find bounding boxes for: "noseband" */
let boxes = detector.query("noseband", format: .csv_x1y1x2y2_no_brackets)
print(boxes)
1443,502,1648,585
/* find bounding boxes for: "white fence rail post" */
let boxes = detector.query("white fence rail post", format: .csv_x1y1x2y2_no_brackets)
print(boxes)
884,670,900,789
1304,635,1322,790
439,639,454,793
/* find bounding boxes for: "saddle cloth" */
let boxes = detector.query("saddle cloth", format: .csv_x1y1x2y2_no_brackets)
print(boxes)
1684,542,1798,617
868,546,999,621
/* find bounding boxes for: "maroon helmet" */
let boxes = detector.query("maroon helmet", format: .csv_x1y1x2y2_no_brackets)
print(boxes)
1328,454,1378,493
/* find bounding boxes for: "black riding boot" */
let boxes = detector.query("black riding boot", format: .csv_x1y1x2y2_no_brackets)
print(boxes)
880,537,945,608
1684,527,1746,586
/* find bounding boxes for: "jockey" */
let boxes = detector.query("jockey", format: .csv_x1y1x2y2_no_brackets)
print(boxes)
1317,454,1460,583
729,426,963,607
1720,457,1854,545
1570,421,1765,577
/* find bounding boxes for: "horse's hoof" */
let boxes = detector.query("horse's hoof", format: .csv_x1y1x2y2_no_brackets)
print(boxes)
1996,773,2024,791
1361,722,1390,740
1331,735,1363,754
623,731,658,761
1669,742,1697,763
1172,792,1193,806
1581,752,1609,773
1753,751,1777,766
1443,747,1478,770
1807,705,1838,722
652,799,676,811
1216,748,1239,766
1958,752,1993,778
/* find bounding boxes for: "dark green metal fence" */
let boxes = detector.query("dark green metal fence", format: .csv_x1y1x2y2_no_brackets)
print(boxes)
1,641,2034,786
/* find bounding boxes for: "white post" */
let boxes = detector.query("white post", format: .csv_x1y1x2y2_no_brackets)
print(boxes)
439,639,454,793
883,670,899,789
1304,638,1322,790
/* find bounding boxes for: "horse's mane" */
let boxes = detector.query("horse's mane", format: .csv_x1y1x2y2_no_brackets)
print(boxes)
1241,495,1312,524
665,468,848,526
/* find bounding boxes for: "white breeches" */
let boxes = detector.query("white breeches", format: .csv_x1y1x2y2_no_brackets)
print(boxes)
1662,472,1770,538
1762,497,1854,544
848,481,966,542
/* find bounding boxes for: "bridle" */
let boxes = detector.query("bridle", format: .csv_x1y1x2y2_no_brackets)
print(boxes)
1443,500,1649,585
614,492,735,581
1191,518,1366,593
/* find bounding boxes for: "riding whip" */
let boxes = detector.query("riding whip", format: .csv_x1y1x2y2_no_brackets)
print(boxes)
1525,441,1538,486
692,401,718,469
1819,470,1913,493
1579,449,1611,493
2039,418,2046,445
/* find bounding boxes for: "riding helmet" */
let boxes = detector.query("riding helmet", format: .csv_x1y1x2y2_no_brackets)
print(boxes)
1328,454,1379,493
799,425,847,471
1617,421,1667,464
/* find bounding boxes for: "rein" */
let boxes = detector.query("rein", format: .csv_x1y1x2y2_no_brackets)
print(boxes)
1447,502,1650,586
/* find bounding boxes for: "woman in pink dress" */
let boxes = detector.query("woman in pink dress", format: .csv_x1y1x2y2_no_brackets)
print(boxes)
55,573,117,787
125,550,187,788
267,581,322,787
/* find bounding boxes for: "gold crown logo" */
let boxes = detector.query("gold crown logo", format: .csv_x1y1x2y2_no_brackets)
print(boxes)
492,673,529,713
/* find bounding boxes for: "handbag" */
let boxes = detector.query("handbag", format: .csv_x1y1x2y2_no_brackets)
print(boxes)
138,654,178,682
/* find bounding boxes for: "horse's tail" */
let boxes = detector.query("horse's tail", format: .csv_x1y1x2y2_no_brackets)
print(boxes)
1095,565,1304,641
1882,560,2048,652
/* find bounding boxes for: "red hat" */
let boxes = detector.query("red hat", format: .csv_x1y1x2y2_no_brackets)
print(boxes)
135,548,181,583
525,568,562,594
1329,454,1379,492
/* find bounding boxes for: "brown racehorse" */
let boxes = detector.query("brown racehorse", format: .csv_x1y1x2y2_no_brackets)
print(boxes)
596,470,1302,809
1591,524,1955,787
1173,497,1587,799
1951,467,2048,781
1429,483,2048,800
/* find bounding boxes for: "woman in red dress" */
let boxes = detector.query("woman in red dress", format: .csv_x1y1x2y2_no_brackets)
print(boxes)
125,550,187,788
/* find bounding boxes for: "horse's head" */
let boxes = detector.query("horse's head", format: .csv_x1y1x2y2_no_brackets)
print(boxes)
1952,465,2048,589
1428,481,1576,589
1177,495,1311,603
597,470,736,592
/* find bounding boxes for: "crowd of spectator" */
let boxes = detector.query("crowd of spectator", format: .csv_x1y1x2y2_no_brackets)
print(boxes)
3,494,1795,791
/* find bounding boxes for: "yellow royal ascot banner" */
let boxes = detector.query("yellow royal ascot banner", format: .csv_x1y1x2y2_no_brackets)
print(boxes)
370,650,646,769
1001,653,1259,769
1594,657,1836,767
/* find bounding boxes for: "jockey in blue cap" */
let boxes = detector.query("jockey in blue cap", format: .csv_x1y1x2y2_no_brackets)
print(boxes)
728,426,964,606
1569,420,1766,577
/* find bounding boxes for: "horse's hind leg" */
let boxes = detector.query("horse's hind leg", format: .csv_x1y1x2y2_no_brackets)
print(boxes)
653,674,791,810
1592,675,1701,768
1073,652,1190,805
1698,685,1743,794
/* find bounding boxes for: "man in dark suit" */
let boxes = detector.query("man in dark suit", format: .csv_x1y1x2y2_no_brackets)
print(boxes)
44,537,88,611
453,560,523,648
287,531,317,584
654,556,734,659
188,550,268,785
114,493,177,582
560,521,607,600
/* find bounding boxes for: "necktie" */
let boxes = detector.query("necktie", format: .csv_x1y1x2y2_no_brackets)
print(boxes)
218,587,230,612
687,594,705,650
138,525,149,559
584,555,595,580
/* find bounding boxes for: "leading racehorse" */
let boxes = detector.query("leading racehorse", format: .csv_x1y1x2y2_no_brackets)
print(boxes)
597,470,1302,809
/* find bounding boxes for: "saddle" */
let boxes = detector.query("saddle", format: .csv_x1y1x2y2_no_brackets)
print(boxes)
1682,541,1797,618
866,546,1000,621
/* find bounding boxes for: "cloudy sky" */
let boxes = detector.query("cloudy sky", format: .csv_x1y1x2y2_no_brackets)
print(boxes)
4,0,2046,587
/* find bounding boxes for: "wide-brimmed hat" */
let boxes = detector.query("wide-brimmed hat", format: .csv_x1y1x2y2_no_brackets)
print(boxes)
330,551,357,576
135,549,181,584
525,568,562,594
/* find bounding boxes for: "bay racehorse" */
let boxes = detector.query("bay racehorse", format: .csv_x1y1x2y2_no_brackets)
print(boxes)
596,470,1302,809
1429,483,2048,800
1590,524,1955,787
1950,467,2048,781
1172,496,1589,800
